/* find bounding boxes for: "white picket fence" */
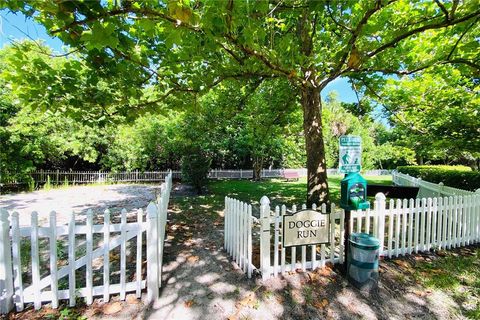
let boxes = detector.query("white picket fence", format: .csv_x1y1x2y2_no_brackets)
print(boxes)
224,191,480,280
0,172,172,313
3,168,391,186
29,170,180,184
392,171,476,198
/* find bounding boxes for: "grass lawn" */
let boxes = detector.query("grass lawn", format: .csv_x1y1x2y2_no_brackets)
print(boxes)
208,175,392,208
413,247,480,318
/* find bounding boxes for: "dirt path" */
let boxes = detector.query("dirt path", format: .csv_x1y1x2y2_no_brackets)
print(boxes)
143,189,462,320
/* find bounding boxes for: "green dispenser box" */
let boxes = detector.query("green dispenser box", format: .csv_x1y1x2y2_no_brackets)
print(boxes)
340,173,370,210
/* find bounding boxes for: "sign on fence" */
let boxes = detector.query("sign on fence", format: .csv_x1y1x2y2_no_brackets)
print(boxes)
339,135,362,173
283,210,330,247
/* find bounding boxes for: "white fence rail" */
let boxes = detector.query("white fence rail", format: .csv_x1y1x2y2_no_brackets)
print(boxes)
0,172,172,313
224,191,480,280
392,171,476,198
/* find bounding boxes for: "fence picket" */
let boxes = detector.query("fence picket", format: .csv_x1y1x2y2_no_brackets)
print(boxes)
436,198,443,250
339,206,345,264
311,204,318,270
330,204,336,263
11,212,23,311
243,202,248,273
49,212,58,309
414,198,420,253
68,211,76,307
247,205,253,279
120,209,127,300
455,196,461,247
260,197,271,281
394,199,401,257
426,198,432,251
448,196,454,249
86,209,93,305
31,212,41,310
146,202,159,303
401,199,408,255
274,206,281,276
103,209,110,303
408,199,414,254
136,209,143,298
388,199,394,258
420,198,426,252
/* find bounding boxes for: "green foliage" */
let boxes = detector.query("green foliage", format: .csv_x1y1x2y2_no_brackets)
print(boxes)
27,178,36,192
181,149,212,194
44,175,52,191
103,112,182,171
377,66,480,164
323,92,377,170
397,165,480,191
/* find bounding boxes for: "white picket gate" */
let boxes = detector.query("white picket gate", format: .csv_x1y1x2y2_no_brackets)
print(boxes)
392,171,476,198
224,191,480,280
0,172,172,313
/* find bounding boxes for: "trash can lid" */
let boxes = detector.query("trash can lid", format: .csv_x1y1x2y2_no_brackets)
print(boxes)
350,233,380,249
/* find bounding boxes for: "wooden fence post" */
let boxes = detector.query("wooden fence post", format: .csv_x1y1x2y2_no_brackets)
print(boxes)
146,202,159,303
260,196,271,281
0,210,13,314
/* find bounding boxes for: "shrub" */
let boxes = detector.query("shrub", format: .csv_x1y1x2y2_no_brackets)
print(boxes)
397,165,480,191
181,149,212,194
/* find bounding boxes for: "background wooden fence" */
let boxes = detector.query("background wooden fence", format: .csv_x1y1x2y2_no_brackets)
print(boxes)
0,172,172,313
224,191,480,280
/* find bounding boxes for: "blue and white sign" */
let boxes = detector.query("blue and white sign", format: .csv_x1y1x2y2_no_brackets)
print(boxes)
339,135,362,173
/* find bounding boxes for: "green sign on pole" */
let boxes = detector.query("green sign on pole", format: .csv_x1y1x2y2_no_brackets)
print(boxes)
339,135,362,173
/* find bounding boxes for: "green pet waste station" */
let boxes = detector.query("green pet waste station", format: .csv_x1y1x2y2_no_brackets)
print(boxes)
340,172,380,290
347,233,380,290
340,172,370,211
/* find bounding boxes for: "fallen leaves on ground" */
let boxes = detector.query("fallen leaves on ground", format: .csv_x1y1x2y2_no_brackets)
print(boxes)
313,298,329,309
187,255,200,264
103,301,123,315
236,292,257,309
126,294,140,305
184,299,195,308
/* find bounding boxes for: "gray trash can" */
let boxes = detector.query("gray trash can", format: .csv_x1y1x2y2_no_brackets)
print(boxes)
347,233,380,290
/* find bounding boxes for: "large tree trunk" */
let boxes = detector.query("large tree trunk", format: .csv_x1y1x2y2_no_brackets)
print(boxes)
252,156,263,181
301,85,329,206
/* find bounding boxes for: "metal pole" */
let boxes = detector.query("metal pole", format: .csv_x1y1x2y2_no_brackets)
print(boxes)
343,209,351,275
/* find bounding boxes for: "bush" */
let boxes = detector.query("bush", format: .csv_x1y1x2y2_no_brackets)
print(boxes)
397,165,480,191
181,150,212,194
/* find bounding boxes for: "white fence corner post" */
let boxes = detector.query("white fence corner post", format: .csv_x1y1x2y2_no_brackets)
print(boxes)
0,210,13,314
260,196,271,281
375,193,386,257
146,202,159,303
438,182,444,198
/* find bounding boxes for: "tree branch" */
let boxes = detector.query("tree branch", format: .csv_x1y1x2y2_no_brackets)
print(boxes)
326,1,352,33
367,9,480,58
434,0,450,21
330,0,388,79
447,17,479,60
